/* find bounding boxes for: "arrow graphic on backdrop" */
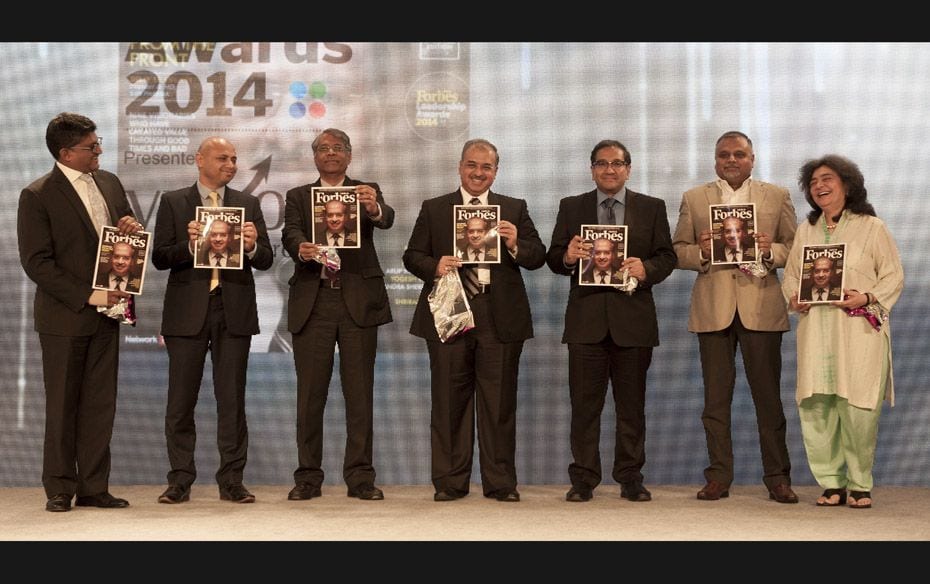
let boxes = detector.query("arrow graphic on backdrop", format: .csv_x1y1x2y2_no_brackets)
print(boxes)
242,155,272,196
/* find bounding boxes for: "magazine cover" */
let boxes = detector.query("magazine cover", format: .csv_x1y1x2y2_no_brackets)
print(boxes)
193,206,246,270
798,243,847,304
453,204,500,264
709,203,758,265
92,225,151,295
310,186,360,248
578,224,628,286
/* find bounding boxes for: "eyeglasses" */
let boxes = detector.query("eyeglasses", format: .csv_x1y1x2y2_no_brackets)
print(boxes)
69,138,103,152
316,144,348,154
592,160,629,170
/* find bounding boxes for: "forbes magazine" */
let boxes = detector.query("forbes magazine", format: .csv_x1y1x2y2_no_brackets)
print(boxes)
578,224,628,286
92,226,151,295
310,186,360,249
798,242,847,304
709,203,758,265
453,204,500,264
193,206,246,270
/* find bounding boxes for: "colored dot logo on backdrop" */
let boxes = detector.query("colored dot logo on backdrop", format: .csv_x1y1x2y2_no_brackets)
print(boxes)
289,81,328,119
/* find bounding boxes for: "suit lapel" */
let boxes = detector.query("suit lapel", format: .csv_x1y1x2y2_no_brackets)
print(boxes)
52,167,98,237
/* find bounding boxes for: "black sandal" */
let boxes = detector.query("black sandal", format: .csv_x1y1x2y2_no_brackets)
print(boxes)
848,490,872,509
816,488,847,506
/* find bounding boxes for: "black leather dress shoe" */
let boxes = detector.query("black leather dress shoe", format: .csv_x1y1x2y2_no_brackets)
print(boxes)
347,484,384,500
620,481,652,502
566,486,593,502
157,484,190,504
492,490,520,502
287,483,321,500
46,493,72,512
768,483,799,504
433,490,464,502
219,484,255,503
75,492,130,508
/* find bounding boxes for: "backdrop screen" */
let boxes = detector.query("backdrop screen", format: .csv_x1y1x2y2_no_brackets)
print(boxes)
2,42,927,487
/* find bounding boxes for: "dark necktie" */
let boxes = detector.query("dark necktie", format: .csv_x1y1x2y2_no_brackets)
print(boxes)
331,233,341,246
817,288,825,301
599,271,608,284
602,199,616,224
461,197,484,298
214,253,224,267
114,276,124,291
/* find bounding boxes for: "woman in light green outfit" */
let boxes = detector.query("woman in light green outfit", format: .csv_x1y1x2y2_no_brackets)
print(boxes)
782,155,904,509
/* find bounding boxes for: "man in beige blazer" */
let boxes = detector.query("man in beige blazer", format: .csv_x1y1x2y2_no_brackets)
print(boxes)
672,131,799,504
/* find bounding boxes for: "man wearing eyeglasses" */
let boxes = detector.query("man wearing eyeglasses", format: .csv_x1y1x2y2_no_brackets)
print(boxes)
672,130,798,504
282,128,394,502
547,139,676,504
404,138,546,503
17,112,142,512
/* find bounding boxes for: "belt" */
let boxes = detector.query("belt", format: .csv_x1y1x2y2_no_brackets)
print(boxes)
322,278,341,289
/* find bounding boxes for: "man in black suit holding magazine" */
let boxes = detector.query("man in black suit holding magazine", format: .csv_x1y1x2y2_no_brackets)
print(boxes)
547,139,676,503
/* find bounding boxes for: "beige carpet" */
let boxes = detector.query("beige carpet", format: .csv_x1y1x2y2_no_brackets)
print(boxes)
2,484,928,541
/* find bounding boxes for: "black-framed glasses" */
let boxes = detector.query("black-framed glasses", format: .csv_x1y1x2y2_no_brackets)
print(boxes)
69,138,103,152
316,144,348,154
592,160,628,170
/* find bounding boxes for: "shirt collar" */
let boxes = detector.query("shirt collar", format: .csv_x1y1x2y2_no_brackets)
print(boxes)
57,161,89,186
197,183,226,204
460,188,488,204
597,188,626,208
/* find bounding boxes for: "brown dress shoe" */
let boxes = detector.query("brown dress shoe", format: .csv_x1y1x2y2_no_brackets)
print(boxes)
288,483,322,500
697,480,730,500
768,483,799,504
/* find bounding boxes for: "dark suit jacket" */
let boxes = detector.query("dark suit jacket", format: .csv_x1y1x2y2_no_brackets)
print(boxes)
18,166,134,335
712,238,757,263
404,190,546,343
152,185,273,336
282,177,394,332
547,189,676,347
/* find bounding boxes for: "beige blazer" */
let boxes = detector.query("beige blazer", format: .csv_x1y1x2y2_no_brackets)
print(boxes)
673,179,797,333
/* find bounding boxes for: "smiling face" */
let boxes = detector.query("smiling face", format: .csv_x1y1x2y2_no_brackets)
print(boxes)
593,238,613,271
62,132,102,174
459,145,498,196
110,242,133,277
722,216,744,251
325,200,347,234
313,131,352,180
812,256,834,289
808,164,848,220
466,216,488,250
590,145,630,195
715,135,754,190
208,220,231,254
196,138,237,190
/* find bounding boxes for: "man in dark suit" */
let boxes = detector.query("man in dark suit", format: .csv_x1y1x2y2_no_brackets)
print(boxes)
579,237,625,285
548,140,676,503
196,219,241,268
316,198,358,248
455,216,498,263
152,136,273,504
95,241,138,293
17,112,141,512
801,256,842,302
282,128,394,502
672,130,798,504
403,138,546,503
712,215,757,264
